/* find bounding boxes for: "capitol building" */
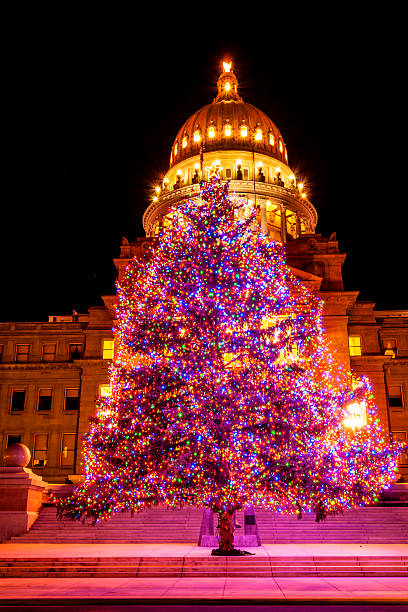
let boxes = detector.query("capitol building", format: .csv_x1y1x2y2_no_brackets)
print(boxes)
0,61,407,483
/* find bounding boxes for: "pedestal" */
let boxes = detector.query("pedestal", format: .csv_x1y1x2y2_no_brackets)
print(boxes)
0,467,47,541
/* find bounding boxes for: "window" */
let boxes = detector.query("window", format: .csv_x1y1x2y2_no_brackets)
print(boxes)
7,434,22,447
388,384,404,410
182,136,187,148
240,125,247,138
269,132,275,146
15,344,30,362
208,125,215,139
33,434,48,467
348,335,362,356
37,389,52,412
255,128,263,141
102,340,114,360
65,388,79,411
224,123,232,137
225,168,232,179
69,343,83,360
10,390,25,412
279,139,283,153
391,432,408,465
42,343,56,362
384,338,397,358
193,130,201,143
60,433,76,467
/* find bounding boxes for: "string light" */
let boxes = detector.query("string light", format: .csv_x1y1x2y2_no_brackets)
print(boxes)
56,174,404,525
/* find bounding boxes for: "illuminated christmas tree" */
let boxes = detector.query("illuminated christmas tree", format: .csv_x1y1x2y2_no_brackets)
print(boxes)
57,172,402,554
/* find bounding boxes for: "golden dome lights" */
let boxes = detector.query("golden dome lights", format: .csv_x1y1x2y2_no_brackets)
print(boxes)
208,122,216,139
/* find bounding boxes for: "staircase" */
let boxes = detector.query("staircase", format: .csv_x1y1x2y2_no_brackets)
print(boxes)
10,506,203,543
256,506,408,543
1,556,407,578
9,505,408,544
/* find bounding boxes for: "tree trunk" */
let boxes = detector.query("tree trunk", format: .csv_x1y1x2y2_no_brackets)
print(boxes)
218,510,234,552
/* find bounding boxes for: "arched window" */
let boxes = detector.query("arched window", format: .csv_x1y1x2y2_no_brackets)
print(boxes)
255,128,263,141
240,124,248,137
208,124,216,139
269,132,275,146
174,142,178,156
182,136,188,149
193,130,201,143
224,122,232,137
279,139,283,153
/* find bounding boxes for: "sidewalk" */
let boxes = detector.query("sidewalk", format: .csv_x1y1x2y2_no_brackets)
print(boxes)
0,575,407,602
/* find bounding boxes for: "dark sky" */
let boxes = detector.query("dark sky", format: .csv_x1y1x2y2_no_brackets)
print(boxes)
3,11,407,322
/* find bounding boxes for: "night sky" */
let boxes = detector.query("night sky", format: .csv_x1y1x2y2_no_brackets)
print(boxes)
3,13,407,322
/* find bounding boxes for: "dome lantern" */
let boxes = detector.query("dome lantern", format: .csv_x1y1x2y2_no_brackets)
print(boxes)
214,61,242,103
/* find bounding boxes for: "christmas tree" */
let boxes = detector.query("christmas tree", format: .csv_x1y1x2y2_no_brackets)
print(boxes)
57,171,402,554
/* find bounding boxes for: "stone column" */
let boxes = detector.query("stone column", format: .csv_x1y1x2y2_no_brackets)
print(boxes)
296,213,302,238
0,444,47,542
280,203,287,243
260,200,268,235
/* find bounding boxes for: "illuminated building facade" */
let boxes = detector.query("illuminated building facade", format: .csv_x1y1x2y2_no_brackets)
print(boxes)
0,62,407,482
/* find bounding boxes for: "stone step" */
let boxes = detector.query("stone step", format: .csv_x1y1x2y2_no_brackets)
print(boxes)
0,556,407,578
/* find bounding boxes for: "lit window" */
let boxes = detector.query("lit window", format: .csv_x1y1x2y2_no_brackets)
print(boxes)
65,388,79,411
60,433,76,467
348,335,362,356
208,125,216,139
224,123,232,137
388,385,404,410
240,125,247,137
102,340,114,360
38,389,52,412
193,130,201,143
225,81,231,91
182,136,187,148
174,143,178,156
15,344,30,362
33,434,48,467
42,343,56,362
255,128,263,141
384,338,397,358
10,390,25,412
285,149,288,161
100,385,111,398
279,139,283,153
269,133,275,146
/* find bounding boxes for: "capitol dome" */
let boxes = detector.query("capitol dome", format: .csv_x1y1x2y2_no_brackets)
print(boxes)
169,63,288,168
143,61,317,242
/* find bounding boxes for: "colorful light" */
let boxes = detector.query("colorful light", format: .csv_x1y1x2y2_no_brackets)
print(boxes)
56,174,404,526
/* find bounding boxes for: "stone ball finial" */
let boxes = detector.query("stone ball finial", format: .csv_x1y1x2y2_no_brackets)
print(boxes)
3,443,31,468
